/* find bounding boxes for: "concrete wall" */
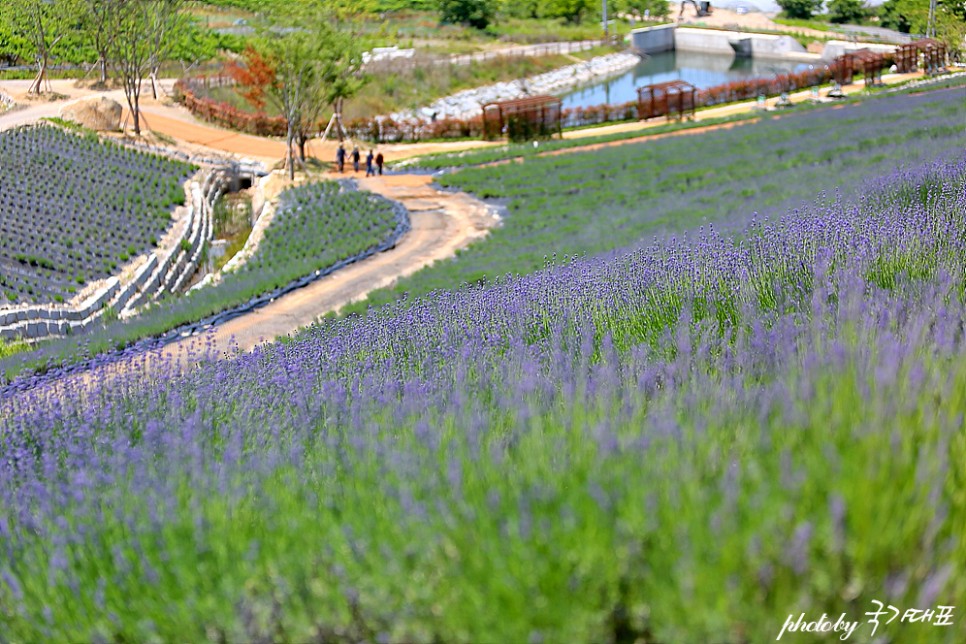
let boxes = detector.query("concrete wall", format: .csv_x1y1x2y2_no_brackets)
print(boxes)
599,25,892,68
751,35,810,58
673,27,734,55
675,28,813,59
822,40,897,61
633,26,821,64
631,24,676,55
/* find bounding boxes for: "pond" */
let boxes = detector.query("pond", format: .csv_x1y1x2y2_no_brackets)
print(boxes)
560,50,814,109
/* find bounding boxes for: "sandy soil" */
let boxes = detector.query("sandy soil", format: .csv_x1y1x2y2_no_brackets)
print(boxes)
669,3,831,38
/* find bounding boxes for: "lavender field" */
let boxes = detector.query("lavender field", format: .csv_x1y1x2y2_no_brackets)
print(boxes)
1,153,964,639
0,180,405,381
351,84,966,314
0,126,194,304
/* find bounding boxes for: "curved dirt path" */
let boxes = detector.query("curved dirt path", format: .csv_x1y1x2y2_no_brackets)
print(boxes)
470,71,927,167
192,173,498,352
0,83,502,394
0,172,499,399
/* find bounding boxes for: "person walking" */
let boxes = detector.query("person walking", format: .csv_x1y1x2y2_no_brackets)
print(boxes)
365,149,375,177
351,146,361,173
336,144,346,173
375,151,384,176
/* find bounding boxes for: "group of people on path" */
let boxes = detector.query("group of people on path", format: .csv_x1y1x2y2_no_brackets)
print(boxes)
336,144,383,177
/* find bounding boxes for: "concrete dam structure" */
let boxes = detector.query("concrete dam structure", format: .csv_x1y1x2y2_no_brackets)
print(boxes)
632,24,827,63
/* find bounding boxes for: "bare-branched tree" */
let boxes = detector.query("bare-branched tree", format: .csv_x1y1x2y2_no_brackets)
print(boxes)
108,0,186,135
80,0,121,85
147,0,186,100
3,0,77,95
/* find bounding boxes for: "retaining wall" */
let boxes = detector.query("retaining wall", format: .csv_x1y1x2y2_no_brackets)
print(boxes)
400,52,642,121
152,180,412,347
674,28,815,61
0,164,261,342
633,25,824,63
631,24,677,55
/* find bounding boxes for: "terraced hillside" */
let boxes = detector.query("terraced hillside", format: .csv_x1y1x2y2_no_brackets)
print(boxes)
0,126,195,305
0,180,408,379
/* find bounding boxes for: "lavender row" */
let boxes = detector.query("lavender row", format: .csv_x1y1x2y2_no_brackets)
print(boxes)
0,126,195,305
349,85,966,316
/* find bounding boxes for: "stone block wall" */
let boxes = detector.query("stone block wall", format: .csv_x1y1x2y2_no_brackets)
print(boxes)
0,164,261,342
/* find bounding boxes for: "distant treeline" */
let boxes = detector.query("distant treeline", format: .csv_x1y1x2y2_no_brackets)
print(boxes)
200,1,670,29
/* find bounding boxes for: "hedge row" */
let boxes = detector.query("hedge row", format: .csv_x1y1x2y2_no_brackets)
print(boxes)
175,78,289,137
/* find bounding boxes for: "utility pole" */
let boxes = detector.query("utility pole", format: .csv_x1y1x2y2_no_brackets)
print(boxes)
602,0,608,39
927,0,937,38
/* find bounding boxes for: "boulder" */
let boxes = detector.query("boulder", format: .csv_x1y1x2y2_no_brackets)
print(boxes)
60,97,123,131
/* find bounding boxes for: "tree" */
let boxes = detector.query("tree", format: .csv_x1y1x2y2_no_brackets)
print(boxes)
828,0,867,23
108,0,152,134
167,19,226,76
544,0,597,23
227,45,276,111
776,0,823,19
0,6,29,67
500,0,543,19
313,26,366,153
80,0,120,84
231,5,368,177
145,0,187,99
437,0,497,29
107,0,188,135
881,0,966,56
247,24,340,178
2,0,79,95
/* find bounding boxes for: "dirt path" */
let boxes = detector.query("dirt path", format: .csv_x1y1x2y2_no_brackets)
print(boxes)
1,172,499,399
1,83,503,395
135,99,503,166
480,118,759,170
670,4,832,39
0,86,131,132
193,173,498,353
463,71,926,167
0,69,928,396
